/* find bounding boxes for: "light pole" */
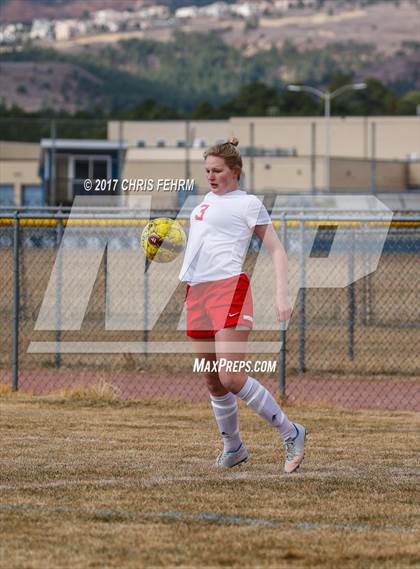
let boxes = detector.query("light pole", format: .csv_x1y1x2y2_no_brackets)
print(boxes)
287,83,367,192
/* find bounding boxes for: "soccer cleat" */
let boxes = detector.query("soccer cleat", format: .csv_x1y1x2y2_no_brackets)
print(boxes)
283,423,307,474
215,444,249,468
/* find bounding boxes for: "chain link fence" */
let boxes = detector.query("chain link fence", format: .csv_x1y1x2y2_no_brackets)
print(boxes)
0,209,419,410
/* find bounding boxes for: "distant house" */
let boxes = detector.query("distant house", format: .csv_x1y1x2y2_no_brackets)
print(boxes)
54,20,79,42
29,19,53,41
175,6,199,19
201,2,231,19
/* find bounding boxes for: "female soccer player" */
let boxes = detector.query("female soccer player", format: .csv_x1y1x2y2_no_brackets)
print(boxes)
179,138,306,473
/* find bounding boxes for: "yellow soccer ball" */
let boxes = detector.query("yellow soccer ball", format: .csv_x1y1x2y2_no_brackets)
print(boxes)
141,218,187,263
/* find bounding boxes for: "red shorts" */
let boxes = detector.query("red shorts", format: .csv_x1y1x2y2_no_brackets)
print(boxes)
185,273,253,339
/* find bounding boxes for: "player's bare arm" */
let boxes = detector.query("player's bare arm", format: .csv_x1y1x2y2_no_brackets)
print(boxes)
254,223,292,322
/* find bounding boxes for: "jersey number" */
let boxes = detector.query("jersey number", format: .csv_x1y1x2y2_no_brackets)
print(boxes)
195,204,210,221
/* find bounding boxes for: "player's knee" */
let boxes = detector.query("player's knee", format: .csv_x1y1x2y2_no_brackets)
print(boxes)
218,370,244,393
204,372,225,396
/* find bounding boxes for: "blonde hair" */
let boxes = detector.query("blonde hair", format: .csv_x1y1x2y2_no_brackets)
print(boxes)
204,137,242,178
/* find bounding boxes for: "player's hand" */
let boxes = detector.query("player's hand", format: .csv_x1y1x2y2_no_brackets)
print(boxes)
276,295,293,322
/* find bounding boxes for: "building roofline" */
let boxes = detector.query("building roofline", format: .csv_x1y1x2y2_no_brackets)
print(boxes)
41,139,127,150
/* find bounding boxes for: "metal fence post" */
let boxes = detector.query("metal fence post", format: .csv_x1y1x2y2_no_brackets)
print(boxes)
347,228,356,360
144,258,149,356
299,218,306,373
104,242,109,323
361,222,368,326
50,120,57,206
11,212,20,391
278,214,287,397
55,215,63,368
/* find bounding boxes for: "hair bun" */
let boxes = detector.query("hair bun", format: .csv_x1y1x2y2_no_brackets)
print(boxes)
228,137,239,147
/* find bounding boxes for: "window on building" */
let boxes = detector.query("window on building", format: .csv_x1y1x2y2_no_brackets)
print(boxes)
176,140,186,148
71,156,111,196
22,185,45,207
92,160,108,180
156,139,166,148
137,140,146,148
0,185,15,206
74,159,89,180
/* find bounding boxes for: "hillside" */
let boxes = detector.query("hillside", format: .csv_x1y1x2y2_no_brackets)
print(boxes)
0,0,411,23
0,28,418,115
0,0,137,22
0,61,107,112
226,2,420,57
0,1,418,114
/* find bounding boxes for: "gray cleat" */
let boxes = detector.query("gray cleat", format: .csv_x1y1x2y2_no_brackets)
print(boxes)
216,444,249,468
284,423,307,474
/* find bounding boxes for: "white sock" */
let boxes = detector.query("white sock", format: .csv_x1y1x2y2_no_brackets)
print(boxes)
237,376,295,441
210,392,242,453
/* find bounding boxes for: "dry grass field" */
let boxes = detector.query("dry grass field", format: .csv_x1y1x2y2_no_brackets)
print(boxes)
0,387,419,569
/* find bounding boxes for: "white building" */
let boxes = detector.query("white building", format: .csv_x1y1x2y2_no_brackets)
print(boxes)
0,24,16,43
93,9,122,32
200,2,231,19
29,19,53,41
273,0,316,8
54,20,79,42
175,6,199,19
137,6,170,19
231,2,262,18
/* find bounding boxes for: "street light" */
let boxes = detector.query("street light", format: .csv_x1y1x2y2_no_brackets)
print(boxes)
287,82,367,192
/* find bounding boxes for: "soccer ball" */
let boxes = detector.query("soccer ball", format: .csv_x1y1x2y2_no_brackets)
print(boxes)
141,218,187,263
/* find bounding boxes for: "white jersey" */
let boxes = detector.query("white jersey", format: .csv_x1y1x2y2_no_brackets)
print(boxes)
179,190,271,284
